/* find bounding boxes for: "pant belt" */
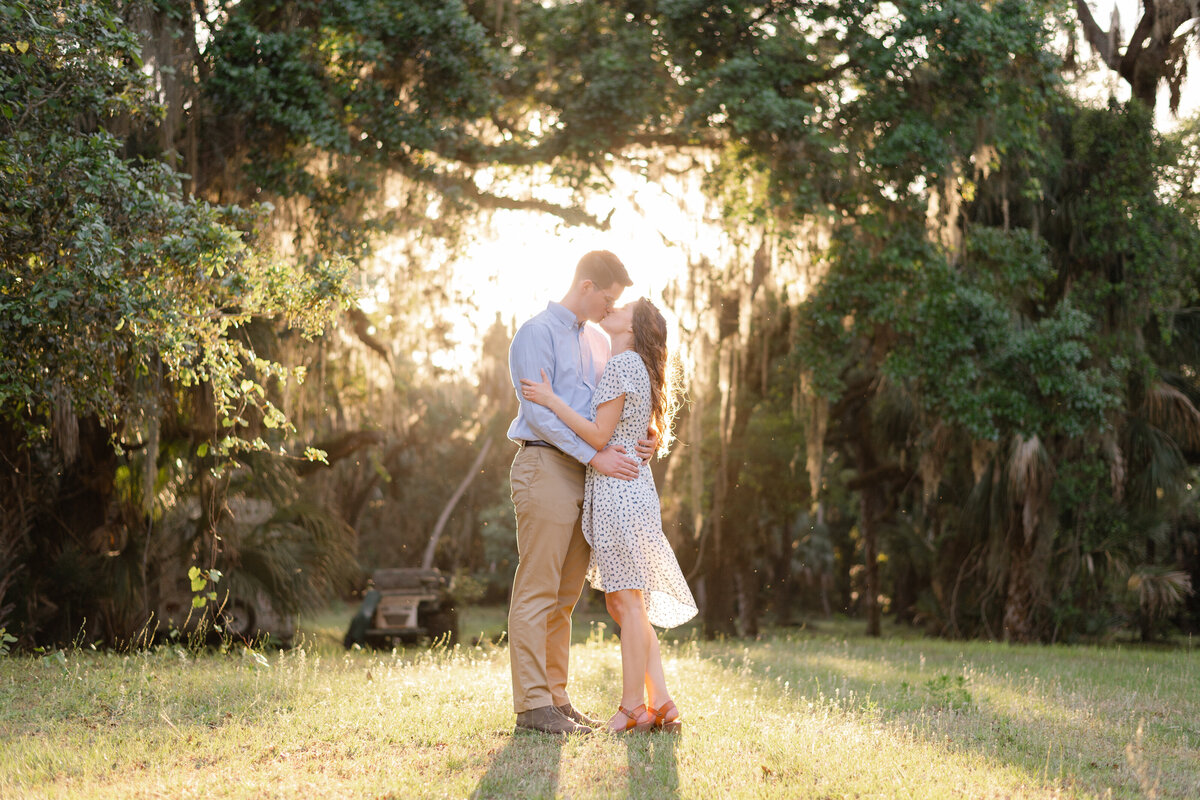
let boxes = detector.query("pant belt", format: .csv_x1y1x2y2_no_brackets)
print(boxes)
522,439,564,455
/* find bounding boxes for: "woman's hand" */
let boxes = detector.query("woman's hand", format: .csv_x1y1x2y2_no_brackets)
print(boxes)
520,369,556,407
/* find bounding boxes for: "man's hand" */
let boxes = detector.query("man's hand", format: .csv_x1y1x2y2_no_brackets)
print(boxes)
590,445,640,480
634,426,660,464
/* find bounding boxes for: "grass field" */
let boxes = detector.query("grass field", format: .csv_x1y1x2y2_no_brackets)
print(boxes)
1,604,1197,799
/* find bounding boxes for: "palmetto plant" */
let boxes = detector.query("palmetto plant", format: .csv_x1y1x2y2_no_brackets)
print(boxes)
124,448,360,643
1127,566,1193,641
210,454,359,618
224,499,358,618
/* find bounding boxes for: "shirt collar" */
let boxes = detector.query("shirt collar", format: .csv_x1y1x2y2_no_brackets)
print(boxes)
547,301,585,331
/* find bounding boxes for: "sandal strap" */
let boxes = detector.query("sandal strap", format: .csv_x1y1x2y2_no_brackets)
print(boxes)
651,700,677,725
618,704,647,728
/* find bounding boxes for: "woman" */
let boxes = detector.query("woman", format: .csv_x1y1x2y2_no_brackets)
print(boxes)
520,297,696,734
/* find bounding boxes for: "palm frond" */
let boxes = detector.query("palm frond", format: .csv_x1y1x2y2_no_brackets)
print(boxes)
963,455,1012,603
1007,434,1054,543
918,421,953,504
229,499,358,616
1101,429,1127,502
228,452,301,509
1008,434,1053,497
1127,566,1193,619
1123,417,1187,511
1145,380,1200,451
971,439,997,485
962,454,1001,541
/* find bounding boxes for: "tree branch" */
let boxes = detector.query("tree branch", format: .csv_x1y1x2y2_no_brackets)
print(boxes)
847,463,908,491
435,170,614,228
1119,0,1159,76
345,307,392,364
432,128,721,170
421,437,493,570
1075,0,1119,68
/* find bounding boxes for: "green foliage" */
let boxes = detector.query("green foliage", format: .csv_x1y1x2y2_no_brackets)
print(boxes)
0,0,351,457
0,0,357,648
763,2,1199,639
888,228,1119,441
188,566,222,609
0,628,16,656
202,0,507,251
3,0,1199,648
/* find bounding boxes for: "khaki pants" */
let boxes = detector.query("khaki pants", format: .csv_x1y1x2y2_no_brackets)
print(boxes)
508,445,591,713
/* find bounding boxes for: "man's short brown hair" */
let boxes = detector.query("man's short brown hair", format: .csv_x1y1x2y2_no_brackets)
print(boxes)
574,250,632,289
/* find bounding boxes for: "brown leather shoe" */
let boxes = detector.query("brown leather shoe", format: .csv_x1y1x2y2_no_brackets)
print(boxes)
556,702,600,728
515,705,592,735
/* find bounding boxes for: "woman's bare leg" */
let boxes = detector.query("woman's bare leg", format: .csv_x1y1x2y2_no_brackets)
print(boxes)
612,589,649,708
605,589,654,730
644,631,671,710
605,593,623,628
608,592,671,711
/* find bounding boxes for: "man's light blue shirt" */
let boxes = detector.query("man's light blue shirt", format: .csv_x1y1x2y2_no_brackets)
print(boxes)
507,301,610,465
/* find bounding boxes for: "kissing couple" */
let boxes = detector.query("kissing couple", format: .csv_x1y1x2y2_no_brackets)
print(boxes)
505,249,697,735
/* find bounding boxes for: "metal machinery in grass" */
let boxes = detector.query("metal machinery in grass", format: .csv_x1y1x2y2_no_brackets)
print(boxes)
343,568,458,649
340,441,483,650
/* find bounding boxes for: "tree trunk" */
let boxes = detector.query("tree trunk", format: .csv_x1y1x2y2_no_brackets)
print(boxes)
859,483,883,637
700,332,741,638
1002,536,1036,642
894,560,918,625
772,522,794,626
850,399,883,637
701,554,738,636
737,562,760,637
1073,0,1200,111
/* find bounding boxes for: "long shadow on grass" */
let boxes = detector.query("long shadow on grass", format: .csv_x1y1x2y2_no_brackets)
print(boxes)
622,732,680,800
470,732,565,800
695,641,1198,798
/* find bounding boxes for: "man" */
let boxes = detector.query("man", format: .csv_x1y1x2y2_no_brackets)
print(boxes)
506,250,651,735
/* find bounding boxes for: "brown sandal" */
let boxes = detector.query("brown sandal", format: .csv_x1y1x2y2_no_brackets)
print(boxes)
611,704,654,733
648,700,682,733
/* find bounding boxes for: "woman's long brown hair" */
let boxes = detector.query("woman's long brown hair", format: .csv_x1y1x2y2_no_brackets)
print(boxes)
631,298,680,456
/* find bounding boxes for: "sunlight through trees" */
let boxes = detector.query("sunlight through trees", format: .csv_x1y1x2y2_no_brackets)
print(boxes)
2,0,1199,648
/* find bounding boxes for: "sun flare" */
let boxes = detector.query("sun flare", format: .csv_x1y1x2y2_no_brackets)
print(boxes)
426,165,717,378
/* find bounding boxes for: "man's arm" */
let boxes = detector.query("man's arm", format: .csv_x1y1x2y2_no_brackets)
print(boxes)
509,325,639,480
509,324,597,464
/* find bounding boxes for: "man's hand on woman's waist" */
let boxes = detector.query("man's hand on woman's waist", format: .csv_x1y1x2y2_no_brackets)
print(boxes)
590,445,640,480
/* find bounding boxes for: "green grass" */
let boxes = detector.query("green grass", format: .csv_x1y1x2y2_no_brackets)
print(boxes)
1,607,1197,799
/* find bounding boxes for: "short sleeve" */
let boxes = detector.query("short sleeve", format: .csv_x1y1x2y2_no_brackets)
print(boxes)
594,353,642,412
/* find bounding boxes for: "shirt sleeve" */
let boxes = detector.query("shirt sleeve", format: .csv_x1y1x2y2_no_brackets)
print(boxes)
509,323,598,465
593,354,639,413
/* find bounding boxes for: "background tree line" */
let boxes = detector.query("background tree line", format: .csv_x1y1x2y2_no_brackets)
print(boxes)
2,0,1197,647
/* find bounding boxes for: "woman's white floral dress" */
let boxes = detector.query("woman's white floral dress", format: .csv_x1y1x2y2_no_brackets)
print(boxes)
582,350,697,628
